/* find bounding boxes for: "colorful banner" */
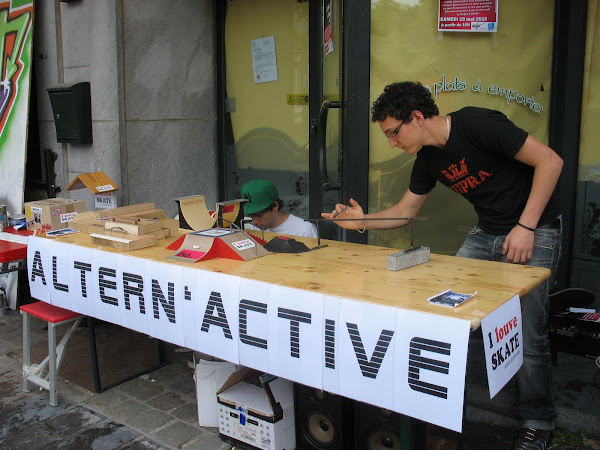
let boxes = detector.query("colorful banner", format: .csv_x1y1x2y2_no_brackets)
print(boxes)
0,1,34,216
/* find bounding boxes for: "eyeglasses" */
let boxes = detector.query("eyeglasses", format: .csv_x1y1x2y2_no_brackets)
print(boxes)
385,123,403,139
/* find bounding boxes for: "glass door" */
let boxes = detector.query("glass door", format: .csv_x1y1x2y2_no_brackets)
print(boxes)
221,0,342,237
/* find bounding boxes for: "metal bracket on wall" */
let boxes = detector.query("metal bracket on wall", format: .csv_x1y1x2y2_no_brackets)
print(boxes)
44,149,61,198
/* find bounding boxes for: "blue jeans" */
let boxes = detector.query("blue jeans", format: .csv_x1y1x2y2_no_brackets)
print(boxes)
456,224,562,428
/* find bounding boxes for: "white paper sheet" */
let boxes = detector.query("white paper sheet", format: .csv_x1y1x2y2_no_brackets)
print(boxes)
268,285,324,388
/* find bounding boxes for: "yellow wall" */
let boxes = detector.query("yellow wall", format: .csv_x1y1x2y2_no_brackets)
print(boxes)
225,0,312,171
369,0,555,253
580,0,600,182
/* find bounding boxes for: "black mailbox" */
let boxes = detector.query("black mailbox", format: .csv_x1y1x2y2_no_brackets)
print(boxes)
47,82,93,145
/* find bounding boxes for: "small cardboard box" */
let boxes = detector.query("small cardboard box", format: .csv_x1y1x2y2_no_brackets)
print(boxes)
217,368,296,450
24,198,87,231
195,359,239,428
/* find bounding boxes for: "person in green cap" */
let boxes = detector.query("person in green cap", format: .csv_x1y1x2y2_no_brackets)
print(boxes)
241,179,317,238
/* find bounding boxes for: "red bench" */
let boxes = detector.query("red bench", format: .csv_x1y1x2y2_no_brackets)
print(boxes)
21,301,84,406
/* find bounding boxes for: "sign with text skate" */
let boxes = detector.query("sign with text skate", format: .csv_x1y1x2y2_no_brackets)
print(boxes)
480,295,523,398
167,229,269,263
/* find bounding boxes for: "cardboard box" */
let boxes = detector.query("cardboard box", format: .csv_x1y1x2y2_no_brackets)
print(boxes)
217,368,296,450
24,198,87,231
195,359,239,427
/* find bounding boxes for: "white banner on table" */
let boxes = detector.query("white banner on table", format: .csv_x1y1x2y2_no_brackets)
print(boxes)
268,286,324,388
338,299,398,410
481,294,523,398
47,241,74,310
69,242,96,316
26,236,51,304
145,260,185,347
322,295,341,393
394,309,470,432
92,250,122,326
237,278,271,373
180,267,199,350
195,271,241,363
117,254,149,335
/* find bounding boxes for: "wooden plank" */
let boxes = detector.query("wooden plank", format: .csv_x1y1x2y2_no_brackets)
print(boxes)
90,232,157,251
105,218,162,235
120,209,166,219
94,203,156,218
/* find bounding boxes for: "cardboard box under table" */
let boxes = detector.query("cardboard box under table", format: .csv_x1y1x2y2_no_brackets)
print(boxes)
217,368,295,450
24,198,86,231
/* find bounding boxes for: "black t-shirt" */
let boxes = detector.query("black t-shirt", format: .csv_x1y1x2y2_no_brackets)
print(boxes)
409,107,559,235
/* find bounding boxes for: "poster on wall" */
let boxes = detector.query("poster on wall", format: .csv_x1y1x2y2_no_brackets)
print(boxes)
0,0,34,216
323,0,333,55
438,0,498,32
251,36,278,84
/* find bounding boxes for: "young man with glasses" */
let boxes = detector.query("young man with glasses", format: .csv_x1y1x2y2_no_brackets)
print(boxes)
242,179,318,238
322,81,563,450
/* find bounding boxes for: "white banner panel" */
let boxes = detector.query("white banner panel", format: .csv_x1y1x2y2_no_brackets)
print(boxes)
195,271,241,363
338,299,398,410
26,235,51,304
180,267,199,350
92,250,122,326
394,309,470,432
69,243,96,316
322,295,341,394
47,241,74,310
481,294,523,398
117,254,149,335
237,278,271,373
268,286,324,388
146,260,185,347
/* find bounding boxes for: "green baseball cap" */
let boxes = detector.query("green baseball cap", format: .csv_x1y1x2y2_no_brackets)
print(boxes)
241,179,279,215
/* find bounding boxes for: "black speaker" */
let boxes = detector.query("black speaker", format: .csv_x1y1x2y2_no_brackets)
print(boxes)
354,402,424,450
294,383,355,450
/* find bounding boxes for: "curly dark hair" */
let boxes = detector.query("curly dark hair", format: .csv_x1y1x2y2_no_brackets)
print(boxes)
371,81,439,123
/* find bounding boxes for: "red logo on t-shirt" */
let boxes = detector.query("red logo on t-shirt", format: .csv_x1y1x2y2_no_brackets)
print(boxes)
442,158,493,194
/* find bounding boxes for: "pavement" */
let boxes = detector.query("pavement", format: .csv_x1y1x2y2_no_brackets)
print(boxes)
1,307,599,449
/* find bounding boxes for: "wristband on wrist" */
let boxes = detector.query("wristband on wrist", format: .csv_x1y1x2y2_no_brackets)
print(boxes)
357,220,367,234
517,222,536,232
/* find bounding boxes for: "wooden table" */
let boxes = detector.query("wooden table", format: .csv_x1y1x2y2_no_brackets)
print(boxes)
27,223,550,433
49,223,549,329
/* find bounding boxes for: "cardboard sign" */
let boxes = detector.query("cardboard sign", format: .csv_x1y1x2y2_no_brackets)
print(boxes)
480,295,523,398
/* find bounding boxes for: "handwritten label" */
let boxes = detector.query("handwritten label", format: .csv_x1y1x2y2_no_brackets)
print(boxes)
94,192,116,209
175,249,205,260
30,206,43,213
96,184,114,192
60,212,77,223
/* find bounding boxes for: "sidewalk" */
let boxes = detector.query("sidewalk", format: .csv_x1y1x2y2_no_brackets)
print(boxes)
1,308,598,449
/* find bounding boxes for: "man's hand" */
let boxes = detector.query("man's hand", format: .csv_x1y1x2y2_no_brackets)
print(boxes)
503,225,535,264
321,198,365,230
